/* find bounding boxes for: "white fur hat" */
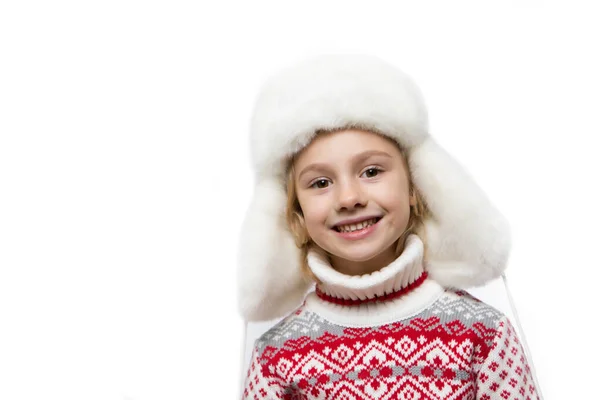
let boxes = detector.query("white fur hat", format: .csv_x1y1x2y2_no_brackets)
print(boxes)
237,54,511,322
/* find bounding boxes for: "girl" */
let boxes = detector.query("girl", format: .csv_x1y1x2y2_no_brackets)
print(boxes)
237,55,540,399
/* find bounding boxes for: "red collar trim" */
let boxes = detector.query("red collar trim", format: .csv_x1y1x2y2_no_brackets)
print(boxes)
315,272,429,306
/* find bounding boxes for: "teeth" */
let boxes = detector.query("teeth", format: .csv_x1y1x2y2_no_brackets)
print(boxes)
338,218,377,233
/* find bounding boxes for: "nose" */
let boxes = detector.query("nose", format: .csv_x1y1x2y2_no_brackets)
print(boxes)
336,179,367,211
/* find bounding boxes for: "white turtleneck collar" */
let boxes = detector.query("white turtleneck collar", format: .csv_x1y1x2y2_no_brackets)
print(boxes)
304,234,446,327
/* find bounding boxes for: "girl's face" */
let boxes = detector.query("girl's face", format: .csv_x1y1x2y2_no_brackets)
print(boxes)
293,129,415,274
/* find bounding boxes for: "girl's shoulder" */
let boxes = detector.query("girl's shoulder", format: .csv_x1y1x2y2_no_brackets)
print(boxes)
251,305,317,355
437,287,508,326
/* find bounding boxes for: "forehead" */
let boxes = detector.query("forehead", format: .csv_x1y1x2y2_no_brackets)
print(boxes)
294,128,402,165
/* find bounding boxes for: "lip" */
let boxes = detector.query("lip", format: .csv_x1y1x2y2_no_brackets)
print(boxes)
332,217,382,241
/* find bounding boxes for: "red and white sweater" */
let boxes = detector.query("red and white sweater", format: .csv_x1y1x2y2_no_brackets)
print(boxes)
242,236,539,400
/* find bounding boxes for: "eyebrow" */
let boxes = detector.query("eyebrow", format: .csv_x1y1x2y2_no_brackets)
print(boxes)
297,150,393,181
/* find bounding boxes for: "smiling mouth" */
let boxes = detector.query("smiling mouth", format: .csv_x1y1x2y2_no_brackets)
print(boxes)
333,217,382,233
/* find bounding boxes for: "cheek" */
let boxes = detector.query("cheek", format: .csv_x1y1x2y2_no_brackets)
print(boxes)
298,196,330,228
375,182,411,223
375,182,409,209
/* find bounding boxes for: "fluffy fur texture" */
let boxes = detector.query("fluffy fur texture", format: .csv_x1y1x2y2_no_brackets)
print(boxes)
237,54,511,321
411,139,511,288
237,178,313,321
249,54,429,180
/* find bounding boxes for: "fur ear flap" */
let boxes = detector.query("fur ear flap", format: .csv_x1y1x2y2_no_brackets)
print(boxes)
409,138,512,288
236,178,312,321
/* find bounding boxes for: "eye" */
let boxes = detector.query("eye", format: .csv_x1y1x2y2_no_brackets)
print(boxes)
310,179,330,189
362,167,382,178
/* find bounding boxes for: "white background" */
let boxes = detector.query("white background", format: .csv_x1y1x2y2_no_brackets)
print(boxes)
1,1,598,399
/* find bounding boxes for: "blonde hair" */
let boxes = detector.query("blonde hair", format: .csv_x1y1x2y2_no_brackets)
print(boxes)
284,133,430,282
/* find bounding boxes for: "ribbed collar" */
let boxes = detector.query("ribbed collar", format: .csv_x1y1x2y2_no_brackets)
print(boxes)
303,234,446,327
307,234,426,304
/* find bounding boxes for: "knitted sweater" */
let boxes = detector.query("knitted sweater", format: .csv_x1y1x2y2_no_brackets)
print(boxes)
242,236,539,400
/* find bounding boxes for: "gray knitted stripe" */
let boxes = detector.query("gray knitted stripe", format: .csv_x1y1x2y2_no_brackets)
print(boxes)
281,366,472,390
256,290,503,356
